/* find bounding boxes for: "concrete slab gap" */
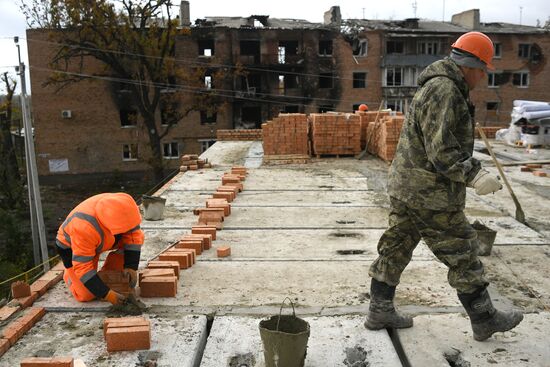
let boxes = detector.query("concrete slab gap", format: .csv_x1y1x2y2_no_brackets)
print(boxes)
388,328,412,367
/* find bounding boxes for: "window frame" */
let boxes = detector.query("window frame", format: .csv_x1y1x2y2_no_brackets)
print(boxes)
162,141,180,159
352,72,367,88
122,143,138,161
512,71,529,88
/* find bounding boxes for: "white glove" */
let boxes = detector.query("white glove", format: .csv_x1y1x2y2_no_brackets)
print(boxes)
468,169,502,195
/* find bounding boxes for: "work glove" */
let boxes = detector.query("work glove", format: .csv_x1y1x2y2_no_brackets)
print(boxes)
468,169,502,195
123,268,138,289
103,290,126,305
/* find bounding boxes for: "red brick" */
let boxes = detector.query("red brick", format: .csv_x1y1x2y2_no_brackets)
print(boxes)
0,338,9,357
158,252,190,269
212,191,234,202
146,261,180,278
192,226,217,240
198,211,224,226
16,292,39,309
139,276,177,298
224,182,244,192
533,170,548,177
97,270,131,296
11,281,31,299
105,325,150,352
20,357,74,366
177,249,196,265
175,240,203,255
205,199,231,216
104,316,150,338
30,279,51,297
217,246,231,258
217,185,239,195
181,234,212,250
0,305,20,322
526,163,543,169
221,175,241,185
138,268,175,283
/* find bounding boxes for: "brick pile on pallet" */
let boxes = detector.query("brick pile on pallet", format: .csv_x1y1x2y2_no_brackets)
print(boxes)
367,115,405,162
217,129,263,141
355,110,391,149
310,113,361,156
262,114,309,156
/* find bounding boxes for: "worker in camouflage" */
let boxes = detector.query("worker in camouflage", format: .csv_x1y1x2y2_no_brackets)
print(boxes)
366,31,523,341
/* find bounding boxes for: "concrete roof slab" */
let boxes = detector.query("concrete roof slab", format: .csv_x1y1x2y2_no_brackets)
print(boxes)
200,315,402,366
0,312,207,367
398,312,550,367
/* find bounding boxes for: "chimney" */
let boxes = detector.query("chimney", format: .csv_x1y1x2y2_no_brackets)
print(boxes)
323,6,342,26
180,1,191,27
451,9,480,30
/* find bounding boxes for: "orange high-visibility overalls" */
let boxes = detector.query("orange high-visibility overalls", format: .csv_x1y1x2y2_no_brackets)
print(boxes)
55,193,144,302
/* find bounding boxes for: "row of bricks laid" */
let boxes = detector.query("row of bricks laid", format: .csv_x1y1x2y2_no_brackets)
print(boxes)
19,357,85,366
216,129,263,141
1,307,45,358
262,114,310,156
519,164,550,177
180,154,212,172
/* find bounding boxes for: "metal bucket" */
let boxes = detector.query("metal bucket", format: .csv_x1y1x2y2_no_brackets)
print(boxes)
259,298,310,367
472,220,497,256
142,195,166,221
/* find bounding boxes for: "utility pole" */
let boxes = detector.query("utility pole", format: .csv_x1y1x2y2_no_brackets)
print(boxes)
442,0,445,21
362,7,365,19
14,36,50,272
412,0,418,18
519,6,523,25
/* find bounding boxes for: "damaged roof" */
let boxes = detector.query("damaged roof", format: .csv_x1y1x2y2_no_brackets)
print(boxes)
194,16,326,29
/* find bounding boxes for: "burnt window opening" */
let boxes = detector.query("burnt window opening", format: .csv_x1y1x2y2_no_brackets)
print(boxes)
318,105,334,113
488,72,503,87
160,99,179,126
198,40,214,57
530,44,542,63
204,74,212,89
120,108,138,127
518,44,530,58
353,72,367,88
200,110,217,124
283,105,299,113
241,106,262,128
486,102,499,111
279,74,299,90
513,72,529,87
353,39,368,56
387,40,404,54
241,74,262,93
319,72,334,88
494,43,502,58
240,40,260,55
319,40,333,56
163,142,179,158
278,40,299,63
122,144,138,160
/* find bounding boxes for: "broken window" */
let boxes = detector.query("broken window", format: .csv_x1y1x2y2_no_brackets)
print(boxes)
488,72,503,88
279,41,298,63
163,142,179,159
120,108,138,127
240,40,260,55
204,75,212,89
417,41,439,55
386,67,403,86
198,40,214,57
319,72,333,88
518,44,530,58
353,72,367,88
319,40,333,56
241,106,262,127
278,75,285,94
199,139,216,153
122,144,138,161
353,39,368,56
318,105,334,113
486,102,499,111
160,98,178,126
241,74,261,93
494,43,502,58
200,110,217,124
512,71,529,87
387,40,404,54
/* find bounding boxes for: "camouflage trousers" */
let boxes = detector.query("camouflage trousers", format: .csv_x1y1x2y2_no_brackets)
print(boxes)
369,197,488,294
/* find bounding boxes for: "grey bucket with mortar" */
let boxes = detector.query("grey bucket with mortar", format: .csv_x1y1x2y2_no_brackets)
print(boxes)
472,220,497,256
142,195,166,221
259,298,310,367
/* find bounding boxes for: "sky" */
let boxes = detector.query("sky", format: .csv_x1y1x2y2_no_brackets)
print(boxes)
1,0,549,93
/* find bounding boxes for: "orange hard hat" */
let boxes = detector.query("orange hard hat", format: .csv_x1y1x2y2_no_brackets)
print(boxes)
451,31,495,70
358,104,369,111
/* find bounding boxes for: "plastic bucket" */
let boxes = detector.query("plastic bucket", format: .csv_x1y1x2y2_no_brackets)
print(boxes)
472,220,497,256
259,298,310,367
142,195,166,221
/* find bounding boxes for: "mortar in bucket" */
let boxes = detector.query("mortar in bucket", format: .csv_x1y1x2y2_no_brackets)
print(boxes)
259,298,310,367
472,220,497,256
142,195,166,221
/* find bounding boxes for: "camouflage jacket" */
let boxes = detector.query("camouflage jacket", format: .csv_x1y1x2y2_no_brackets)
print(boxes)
388,58,481,211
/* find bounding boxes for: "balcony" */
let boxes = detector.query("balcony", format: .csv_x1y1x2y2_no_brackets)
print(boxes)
382,54,443,68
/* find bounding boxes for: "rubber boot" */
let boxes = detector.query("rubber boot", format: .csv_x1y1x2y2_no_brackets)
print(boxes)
458,287,523,341
364,279,413,330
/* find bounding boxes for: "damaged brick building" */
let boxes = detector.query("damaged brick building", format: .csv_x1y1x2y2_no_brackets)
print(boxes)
26,3,550,178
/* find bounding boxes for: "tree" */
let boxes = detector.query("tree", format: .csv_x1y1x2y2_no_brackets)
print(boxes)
20,0,225,181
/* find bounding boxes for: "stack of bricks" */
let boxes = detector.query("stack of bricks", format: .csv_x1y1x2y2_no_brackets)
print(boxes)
367,115,405,162
262,114,309,156
97,271,131,296
310,113,362,156
355,110,391,149
180,154,211,172
104,316,151,352
139,267,178,298
1,307,45,357
520,163,549,178
20,357,77,366
217,129,263,141
10,281,37,309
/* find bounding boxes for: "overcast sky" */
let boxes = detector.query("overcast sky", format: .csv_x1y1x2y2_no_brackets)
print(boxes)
1,0,549,92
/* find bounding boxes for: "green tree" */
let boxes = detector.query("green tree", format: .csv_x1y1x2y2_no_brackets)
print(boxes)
20,0,224,181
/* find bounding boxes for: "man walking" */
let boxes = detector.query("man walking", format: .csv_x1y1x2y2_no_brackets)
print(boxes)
366,31,523,341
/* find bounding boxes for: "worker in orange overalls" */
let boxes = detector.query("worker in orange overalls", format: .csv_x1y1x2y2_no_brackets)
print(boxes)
55,193,144,304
